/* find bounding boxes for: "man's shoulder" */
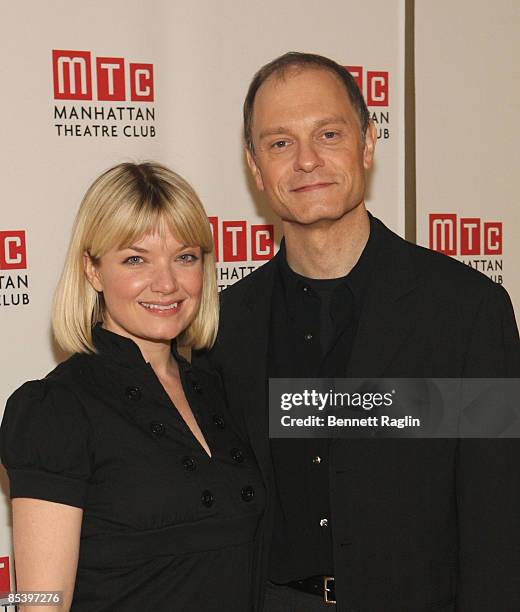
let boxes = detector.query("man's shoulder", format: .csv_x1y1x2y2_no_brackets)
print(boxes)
219,219,508,309
377,218,503,298
220,256,278,309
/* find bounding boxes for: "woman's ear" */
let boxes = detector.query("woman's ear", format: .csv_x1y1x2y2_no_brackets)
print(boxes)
83,252,103,292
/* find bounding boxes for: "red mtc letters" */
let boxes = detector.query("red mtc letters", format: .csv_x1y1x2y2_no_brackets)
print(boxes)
429,214,502,256
345,66,389,106
0,556,11,592
0,231,27,270
52,50,154,102
208,217,275,262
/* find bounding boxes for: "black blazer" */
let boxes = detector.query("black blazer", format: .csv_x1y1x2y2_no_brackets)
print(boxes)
195,217,520,612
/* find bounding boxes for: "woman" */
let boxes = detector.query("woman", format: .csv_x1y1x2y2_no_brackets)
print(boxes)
0,162,264,611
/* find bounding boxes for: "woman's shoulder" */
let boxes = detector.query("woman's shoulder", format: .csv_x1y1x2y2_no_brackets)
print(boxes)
4,352,96,424
0,358,92,508
47,351,95,385
1,356,94,507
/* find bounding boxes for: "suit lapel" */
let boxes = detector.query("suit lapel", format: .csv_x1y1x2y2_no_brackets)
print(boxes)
347,220,421,378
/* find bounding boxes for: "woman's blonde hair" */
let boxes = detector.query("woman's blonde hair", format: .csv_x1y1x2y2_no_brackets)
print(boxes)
53,162,218,354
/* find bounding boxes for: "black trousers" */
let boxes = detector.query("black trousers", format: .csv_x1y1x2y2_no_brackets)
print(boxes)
263,582,337,612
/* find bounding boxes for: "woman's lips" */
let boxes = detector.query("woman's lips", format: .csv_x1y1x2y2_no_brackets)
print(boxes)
138,301,181,316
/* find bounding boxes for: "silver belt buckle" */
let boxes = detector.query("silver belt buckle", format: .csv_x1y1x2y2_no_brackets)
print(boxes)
323,576,336,605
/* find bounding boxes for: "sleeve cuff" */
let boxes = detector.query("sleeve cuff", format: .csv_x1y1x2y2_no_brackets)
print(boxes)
7,468,88,509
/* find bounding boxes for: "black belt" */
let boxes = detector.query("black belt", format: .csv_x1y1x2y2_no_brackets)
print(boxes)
286,575,336,605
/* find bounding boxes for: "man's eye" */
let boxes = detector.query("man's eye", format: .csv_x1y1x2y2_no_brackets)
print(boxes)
123,255,144,265
272,140,289,149
323,131,338,140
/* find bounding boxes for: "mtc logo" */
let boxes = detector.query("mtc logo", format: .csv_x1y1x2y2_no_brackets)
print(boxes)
52,50,154,102
0,556,10,593
429,214,502,256
0,230,27,270
209,217,274,262
346,66,389,106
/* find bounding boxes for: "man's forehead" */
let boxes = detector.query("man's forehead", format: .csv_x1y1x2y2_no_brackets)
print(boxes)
258,65,343,95
252,66,355,124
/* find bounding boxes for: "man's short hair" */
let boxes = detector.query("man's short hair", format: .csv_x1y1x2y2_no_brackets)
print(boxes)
243,51,370,153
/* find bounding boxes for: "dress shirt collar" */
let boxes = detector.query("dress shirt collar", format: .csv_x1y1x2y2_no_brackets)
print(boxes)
91,323,188,371
277,212,379,314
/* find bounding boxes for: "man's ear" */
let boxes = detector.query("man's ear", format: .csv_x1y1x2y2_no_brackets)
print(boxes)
83,252,103,292
363,121,377,170
245,146,265,191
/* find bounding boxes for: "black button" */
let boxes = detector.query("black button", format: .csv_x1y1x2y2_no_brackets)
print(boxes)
201,490,214,507
150,421,165,436
304,333,313,341
125,386,141,400
191,380,202,393
213,415,225,429
302,286,310,293
241,485,254,502
182,456,196,471
230,448,244,463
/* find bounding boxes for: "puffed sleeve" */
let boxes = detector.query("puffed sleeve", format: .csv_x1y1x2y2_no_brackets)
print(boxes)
0,378,92,508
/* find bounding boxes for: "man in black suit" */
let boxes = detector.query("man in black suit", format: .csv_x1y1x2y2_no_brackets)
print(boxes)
196,52,520,611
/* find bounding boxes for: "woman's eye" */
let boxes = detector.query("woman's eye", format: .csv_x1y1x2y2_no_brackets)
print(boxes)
123,255,144,265
178,253,199,264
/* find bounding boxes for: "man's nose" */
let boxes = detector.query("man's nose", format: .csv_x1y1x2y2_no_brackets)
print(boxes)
293,139,324,173
150,263,178,294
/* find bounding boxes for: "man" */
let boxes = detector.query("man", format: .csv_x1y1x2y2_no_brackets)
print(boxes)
196,52,520,611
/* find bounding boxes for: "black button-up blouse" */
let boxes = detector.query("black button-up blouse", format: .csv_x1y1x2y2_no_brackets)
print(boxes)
0,325,265,611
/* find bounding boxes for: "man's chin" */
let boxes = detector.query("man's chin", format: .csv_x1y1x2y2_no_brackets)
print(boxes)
282,208,358,227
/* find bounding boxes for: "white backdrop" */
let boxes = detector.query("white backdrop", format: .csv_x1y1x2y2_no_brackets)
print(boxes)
415,0,520,316
0,0,405,599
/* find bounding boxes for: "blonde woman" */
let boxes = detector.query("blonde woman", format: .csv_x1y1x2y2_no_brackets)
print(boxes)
0,163,264,611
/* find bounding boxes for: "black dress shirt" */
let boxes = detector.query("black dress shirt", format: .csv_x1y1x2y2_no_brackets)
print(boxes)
1,325,265,611
268,220,378,583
